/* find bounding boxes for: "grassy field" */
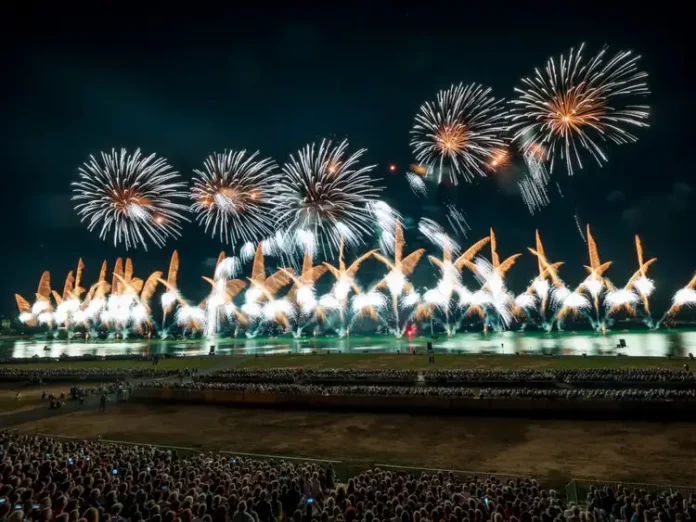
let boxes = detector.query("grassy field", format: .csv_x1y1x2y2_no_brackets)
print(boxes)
2,353,689,371
224,353,690,370
1,357,221,370
17,402,696,488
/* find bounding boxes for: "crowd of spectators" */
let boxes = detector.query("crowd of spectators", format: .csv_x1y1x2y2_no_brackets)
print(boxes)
2,366,693,388
205,370,416,384
202,368,696,388
136,381,696,402
1,433,695,522
555,368,695,384
0,368,180,383
422,370,558,384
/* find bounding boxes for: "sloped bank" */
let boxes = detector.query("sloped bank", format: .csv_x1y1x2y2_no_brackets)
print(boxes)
131,387,696,420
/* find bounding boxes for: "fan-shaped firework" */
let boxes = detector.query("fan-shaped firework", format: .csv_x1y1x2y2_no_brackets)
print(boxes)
191,150,278,246
509,43,650,175
410,83,509,185
72,148,189,250
274,139,382,257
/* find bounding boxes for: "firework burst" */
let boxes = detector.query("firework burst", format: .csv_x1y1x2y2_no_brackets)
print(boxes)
72,149,189,250
191,150,278,246
411,83,508,185
274,139,382,258
509,43,650,175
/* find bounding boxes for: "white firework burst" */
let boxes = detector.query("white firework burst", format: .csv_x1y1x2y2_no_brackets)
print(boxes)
72,148,189,250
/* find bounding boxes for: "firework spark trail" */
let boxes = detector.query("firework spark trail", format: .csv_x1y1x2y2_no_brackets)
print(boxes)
659,273,696,326
518,175,550,214
350,288,388,326
322,239,376,336
157,251,181,333
262,298,296,330
515,143,552,214
602,236,657,326
509,43,650,176
418,218,461,254
556,292,592,324
15,224,693,337
446,204,471,238
406,172,428,197
282,251,328,337
604,287,640,311
466,257,515,330
575,213,587,243
241,243,293,337
425,245,462,336
373,221,425,337
624,235,657,324
191,150,278,246
274,139,382,259
202,254,245,338
578,225,612,329
72,149,189,250
526,230,565,329
411,83,509,185
175,305,207,333
369,201,403,257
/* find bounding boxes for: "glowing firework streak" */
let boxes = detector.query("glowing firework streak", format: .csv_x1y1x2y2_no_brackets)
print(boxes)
509,43,650,175
659,273,696,326
518,171,550,214
202,254,245,338
418,218,461,254
175,305,206,333
558,292,592,319
351,289,387,323
578,225,612,328
72,149,189,250
604,288,640,311
283,251,328,337
406,172,428,197
322,239,376,336
241,243,293,337
524,231,566,330
446,204,470,238
373,221,425,337
369,201,403,257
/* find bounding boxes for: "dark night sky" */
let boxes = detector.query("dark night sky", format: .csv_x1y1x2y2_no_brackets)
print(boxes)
1,4,694,317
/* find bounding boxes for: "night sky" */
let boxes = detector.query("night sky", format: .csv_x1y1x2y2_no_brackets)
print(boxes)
1,5,694,317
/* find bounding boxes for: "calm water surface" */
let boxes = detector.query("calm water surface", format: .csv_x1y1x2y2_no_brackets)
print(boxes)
3,329,696,359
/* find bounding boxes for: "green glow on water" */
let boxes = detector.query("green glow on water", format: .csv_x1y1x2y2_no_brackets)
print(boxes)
3,329,696,359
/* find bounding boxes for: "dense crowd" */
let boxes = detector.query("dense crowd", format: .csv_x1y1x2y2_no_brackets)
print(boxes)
203,368,695,387
137,381,696,401
205,369,416,384
556,368,695,383
1,433,694,522
0,368,180,383
2,366,693,388
422,370,558,384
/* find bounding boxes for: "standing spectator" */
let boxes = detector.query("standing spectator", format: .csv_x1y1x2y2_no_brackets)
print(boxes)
270,491,282,522
233,502,254,522
256,492,273,522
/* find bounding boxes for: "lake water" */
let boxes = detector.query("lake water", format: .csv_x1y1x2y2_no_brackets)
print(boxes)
3,329,696,359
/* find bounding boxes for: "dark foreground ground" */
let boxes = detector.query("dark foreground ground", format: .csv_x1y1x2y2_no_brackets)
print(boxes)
16,402,696,488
